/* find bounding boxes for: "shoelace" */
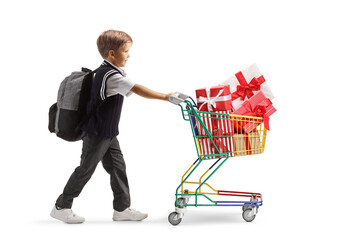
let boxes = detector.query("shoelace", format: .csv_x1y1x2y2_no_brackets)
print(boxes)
127,208,136,213
127,208,141,215
66,209,77,218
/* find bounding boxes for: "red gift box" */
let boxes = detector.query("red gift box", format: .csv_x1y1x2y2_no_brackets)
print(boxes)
196,85,232,112
196,111,235,159
233,90,276,133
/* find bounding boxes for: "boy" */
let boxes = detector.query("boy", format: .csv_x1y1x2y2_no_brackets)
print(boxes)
50,30,175,223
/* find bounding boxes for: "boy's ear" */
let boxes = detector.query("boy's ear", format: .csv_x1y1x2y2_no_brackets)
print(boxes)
108,50,115,58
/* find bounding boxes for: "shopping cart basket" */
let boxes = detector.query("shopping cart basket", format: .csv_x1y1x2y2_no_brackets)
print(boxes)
167,93,267,225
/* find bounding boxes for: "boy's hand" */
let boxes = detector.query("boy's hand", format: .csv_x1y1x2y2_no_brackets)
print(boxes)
166,92,177,101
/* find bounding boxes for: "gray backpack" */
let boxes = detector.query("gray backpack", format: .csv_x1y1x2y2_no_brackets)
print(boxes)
48,67,98,141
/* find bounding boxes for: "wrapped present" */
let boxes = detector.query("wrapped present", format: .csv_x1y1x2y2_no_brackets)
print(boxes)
232,117,263,134
233,90,276,133
220,64,274,111
196,85,232,112
196,111,235,159
233,132,262,156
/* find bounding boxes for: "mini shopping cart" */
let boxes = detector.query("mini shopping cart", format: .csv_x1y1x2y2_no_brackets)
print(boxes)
167,93,267,225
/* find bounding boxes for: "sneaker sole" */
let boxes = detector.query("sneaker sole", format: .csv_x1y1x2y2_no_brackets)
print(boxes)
112,215,148,221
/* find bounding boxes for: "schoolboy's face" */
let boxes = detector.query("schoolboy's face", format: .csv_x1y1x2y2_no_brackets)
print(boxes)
107,42,132,68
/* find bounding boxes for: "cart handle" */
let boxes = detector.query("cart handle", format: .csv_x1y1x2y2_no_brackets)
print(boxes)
168,92,198,107
168,92,190,104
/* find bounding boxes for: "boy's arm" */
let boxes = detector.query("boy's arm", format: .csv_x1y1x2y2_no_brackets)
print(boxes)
130,84,174,101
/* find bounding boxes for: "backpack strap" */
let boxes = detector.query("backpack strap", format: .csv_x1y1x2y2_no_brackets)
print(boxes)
75,66,103,131
76,101,104,132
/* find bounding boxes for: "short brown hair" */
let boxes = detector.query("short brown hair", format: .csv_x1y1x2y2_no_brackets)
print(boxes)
97,30,133,59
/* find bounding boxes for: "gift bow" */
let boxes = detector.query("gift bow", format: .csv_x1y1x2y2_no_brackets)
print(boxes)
232,74,266,101
198,88,231,111
241,98,272,131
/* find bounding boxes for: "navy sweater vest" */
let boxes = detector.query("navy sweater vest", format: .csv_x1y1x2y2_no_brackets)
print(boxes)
82,63,124,138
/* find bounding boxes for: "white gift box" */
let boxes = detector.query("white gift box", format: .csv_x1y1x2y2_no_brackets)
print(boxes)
220,63,274,111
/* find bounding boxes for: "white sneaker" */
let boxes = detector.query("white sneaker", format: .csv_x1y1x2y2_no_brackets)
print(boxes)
50,206,85,224
113,208,148,221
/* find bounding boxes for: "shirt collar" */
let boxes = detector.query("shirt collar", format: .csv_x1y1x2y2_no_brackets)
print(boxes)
103,60,127,77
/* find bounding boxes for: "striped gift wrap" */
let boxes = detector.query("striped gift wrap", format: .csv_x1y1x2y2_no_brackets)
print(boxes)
195,111,235,159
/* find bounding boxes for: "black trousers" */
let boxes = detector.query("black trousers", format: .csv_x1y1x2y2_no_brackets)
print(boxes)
56,134,130,212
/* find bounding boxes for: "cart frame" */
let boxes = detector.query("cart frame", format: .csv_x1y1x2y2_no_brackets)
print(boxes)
168,96,266,225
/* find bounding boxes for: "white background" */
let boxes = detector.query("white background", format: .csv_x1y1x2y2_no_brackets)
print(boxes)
1,0,359,239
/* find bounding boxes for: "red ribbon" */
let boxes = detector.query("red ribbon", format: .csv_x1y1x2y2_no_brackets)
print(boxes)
241,98,271,131
231,72,266,101
244,134,252,155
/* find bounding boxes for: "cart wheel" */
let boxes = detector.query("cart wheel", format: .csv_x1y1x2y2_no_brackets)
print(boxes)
243,197,259,211
168,212,182,226
242,204,252,211
242,209,256,222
